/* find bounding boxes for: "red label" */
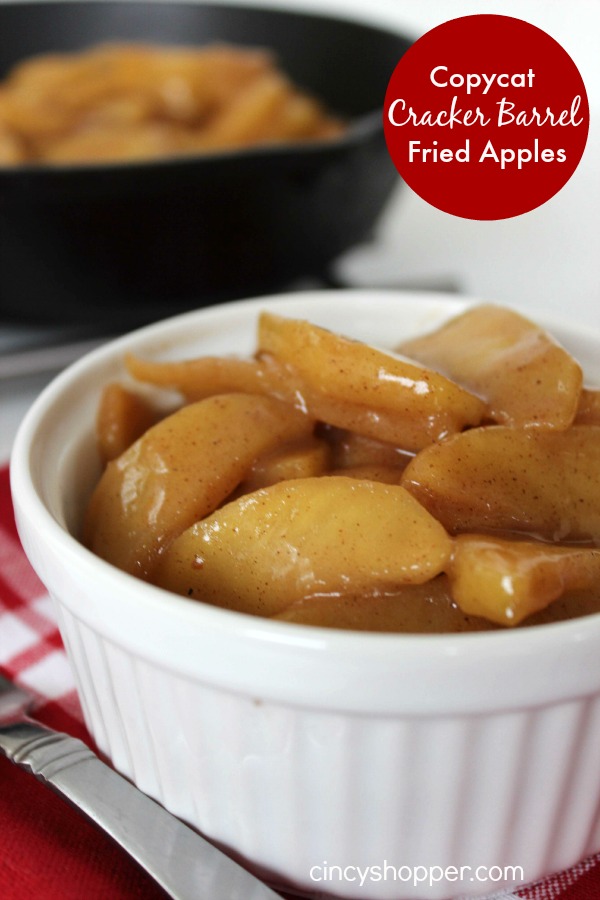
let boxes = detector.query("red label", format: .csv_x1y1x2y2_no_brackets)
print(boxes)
384,15,589,220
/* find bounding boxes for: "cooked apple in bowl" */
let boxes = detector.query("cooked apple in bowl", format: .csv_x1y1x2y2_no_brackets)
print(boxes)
82,301,600,631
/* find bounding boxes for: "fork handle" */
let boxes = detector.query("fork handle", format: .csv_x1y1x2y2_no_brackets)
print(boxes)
0,721,280,900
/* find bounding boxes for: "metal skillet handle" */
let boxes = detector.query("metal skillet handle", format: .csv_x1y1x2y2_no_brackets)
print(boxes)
0,721,281,900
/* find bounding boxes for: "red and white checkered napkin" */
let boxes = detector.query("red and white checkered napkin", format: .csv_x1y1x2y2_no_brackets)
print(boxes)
0,465,168,900
1,461,599,900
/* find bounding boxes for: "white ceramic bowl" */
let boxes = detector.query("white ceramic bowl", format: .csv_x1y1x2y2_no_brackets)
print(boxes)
10,291,600,900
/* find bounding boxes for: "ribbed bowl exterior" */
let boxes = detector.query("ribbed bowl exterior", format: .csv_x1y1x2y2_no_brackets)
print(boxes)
55,600,600,900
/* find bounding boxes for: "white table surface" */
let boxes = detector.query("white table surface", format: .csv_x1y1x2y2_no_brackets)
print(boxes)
2,0,599,463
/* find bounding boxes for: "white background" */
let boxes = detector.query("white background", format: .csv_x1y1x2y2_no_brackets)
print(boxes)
1,0,599,461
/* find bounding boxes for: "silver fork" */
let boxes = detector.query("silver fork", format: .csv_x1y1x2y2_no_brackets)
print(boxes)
0,673,281,900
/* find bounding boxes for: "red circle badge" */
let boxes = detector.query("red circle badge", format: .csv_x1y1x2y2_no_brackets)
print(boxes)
384,15,589,220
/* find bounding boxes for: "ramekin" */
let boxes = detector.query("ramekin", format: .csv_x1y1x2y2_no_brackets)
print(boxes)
10,291,600,899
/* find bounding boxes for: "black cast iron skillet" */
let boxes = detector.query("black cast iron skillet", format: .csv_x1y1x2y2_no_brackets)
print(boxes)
0,2,412,326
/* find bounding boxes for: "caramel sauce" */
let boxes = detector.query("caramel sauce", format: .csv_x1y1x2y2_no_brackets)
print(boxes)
273,576,600,633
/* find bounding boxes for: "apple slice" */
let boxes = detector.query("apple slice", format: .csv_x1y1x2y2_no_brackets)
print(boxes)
402,425,600,543
273,576,497,633
83,393,312,579
125,353,271,401
257,313,485,451
154,476,452,616
240,435,331,492
398,304,582,429
96,382,159,464
449,534,600,626
575,388,600,424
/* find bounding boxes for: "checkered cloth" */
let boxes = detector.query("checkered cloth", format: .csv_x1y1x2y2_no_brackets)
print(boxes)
0,465,168,900
1,462,599,900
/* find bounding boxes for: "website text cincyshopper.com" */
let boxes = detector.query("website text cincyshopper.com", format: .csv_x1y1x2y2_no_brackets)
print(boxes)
309,862,525,890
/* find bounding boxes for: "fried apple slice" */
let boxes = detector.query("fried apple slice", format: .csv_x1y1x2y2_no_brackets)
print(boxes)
241,435,331,492
257,313,485,451
575,389,600,424
402,425,600,543
328,465,407,485
83,393,312,579
153,476,452,616
449,534,600,626
0,121,25,164
125,353,275,401
325,426,413,471
273,576,497,633
96,382,159,464
398,304,583,429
